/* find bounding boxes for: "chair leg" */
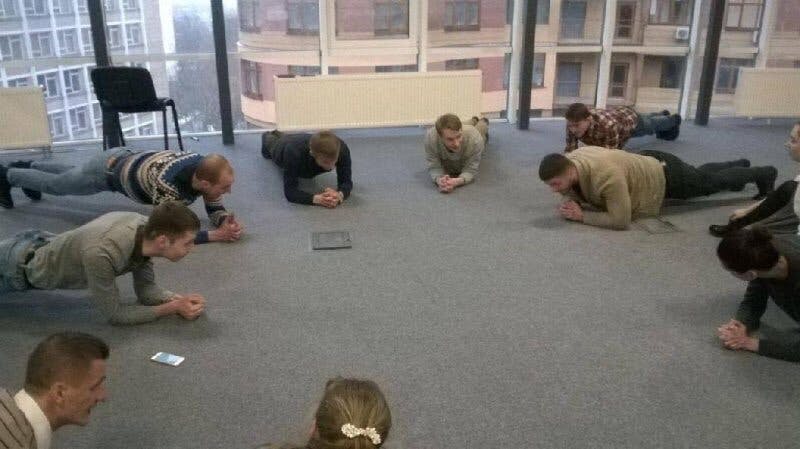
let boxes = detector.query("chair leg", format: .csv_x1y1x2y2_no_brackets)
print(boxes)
162,108,169,151
170,104,184,152
117,113,125,147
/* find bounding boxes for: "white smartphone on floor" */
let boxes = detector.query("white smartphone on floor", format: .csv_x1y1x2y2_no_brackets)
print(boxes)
151,352,184,367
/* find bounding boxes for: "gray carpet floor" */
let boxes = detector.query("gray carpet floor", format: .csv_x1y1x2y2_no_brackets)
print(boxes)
1,118,799,449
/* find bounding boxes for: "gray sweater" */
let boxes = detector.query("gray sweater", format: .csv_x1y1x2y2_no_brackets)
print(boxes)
24,212,174,325
424,125,485,184
735,235,800,362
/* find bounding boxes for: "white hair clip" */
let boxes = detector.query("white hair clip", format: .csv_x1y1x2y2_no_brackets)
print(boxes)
341,423,382,445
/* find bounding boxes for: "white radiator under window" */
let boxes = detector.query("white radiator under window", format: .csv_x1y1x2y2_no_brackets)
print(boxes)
274,70,482,131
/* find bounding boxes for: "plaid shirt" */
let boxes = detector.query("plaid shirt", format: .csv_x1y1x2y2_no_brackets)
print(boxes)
565,106,639,152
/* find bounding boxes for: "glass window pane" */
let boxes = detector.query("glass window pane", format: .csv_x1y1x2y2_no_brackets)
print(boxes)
336,0,408,39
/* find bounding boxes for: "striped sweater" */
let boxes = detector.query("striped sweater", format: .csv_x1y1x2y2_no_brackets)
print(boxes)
111,151,229,243
0,389,35,449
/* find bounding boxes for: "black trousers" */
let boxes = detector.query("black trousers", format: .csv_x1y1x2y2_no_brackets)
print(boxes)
640,150,759,200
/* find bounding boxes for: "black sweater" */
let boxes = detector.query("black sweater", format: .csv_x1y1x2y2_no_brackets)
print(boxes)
735,235,800,362
270,134,353,205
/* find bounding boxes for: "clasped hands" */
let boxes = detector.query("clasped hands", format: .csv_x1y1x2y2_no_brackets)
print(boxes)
436,175,464,193
168,293,206,320
212,214,244,242
717,319,758,352
559,200,584,222
313,187,344,208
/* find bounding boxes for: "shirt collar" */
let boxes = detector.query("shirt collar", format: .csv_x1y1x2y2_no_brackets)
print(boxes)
14,389,52,449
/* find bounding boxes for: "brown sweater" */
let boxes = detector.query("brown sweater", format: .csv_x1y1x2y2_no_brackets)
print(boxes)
565,146,666,229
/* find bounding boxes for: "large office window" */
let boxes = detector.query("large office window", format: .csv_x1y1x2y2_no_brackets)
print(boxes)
30,32,54,58
287,0,319,35
726,0,762,30
444,1,480,31
0,34,25,60
715,57,754,93
650,0,691,25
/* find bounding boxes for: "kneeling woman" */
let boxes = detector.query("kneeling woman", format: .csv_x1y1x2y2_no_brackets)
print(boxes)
716,228,800,362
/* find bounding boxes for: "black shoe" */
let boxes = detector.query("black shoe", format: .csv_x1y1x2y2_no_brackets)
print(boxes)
0,166,13,209
261,132,273,159
709,223,736,237
661,110,670,116
8,161,41,201
753,166,778,200
659,115,681,141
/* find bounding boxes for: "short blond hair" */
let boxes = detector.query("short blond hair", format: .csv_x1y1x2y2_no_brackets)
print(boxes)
310,131,341,160
195,154,232,184
435,113,462,135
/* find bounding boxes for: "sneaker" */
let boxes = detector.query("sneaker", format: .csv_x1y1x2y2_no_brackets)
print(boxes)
709,223,737,237
8,161,41,201
0,165,13,209
753,166,778,200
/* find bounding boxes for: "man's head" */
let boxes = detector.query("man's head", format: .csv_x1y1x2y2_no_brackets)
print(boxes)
539,153,577,194
435,113,464,152
144,201,200,262
310,131,341,171
565,103,592,138
717,228,780,281
24,332,109,429
785,121,800,162
194,154,234,198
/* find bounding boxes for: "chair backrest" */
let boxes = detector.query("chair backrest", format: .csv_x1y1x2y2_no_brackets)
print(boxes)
0,87,52,151
91,66,158,108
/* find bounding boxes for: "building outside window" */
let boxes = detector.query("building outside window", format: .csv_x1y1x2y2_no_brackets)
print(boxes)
715,57,754,93
241,60,261,99
445,58,479,70
0,0,17,18
77,0,87,13
30,32,54,58
444,1,480,32
122,0,138,11
374,0,409,36
80,27,93,54
69,106,89,132
126,23,142,46
92,103,102,124
726,0,762,30
287,0,319,35
375,64,417,72
537,0,550,24
0,34,25,60
107,25,122,49
616,1,636,38
63,69,82,94
609,63,628,97
37,72,59,98
288,65,321,76
557,62,582,97
58,29,79,55
24,0,47,16
7,77,30,87
52,0,72,15
238,0,259,32
561,0,587,39
104,0,118,12
659,57,684,88
532,53,546,87
49,112,67,137
650,0,691,25
139,123,154,135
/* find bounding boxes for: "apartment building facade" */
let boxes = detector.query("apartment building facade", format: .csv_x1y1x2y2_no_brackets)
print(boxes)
238,0,800,127
0,0,167,142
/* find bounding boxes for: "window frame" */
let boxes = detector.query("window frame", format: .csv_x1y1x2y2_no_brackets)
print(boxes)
37,72,60,98
23,0,48,16
30,31,54,58
126,23,142,46
373,0,409,37
58,29,79,55
609,62,629,98
286,0,319,36
239,0,259,32
445,58,479,71
107,24,123,49
69,106,89,132
49,112,67,137
0,34,25,60
615,1,637,38
649,0,691,25
63,68,83,95
715,57,754,94
241,60,262,100
725,0,762,31
0,0,18,18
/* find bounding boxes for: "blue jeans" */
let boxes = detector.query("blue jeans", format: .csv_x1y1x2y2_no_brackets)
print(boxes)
0,230,53,294
6,148,131,196
632,112,678,137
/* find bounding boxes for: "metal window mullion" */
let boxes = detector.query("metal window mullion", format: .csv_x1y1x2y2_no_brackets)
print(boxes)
755,0,775,68
679,0,704,117
318,0,329,74
596,0,618,109
507,0,524,123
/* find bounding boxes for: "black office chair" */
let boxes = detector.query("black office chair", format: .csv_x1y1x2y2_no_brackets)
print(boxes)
91,66,184,151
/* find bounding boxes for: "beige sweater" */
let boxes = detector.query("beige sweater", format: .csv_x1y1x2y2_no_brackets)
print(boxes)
0,389,35,449
424,124,485,184
565,146,666,229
